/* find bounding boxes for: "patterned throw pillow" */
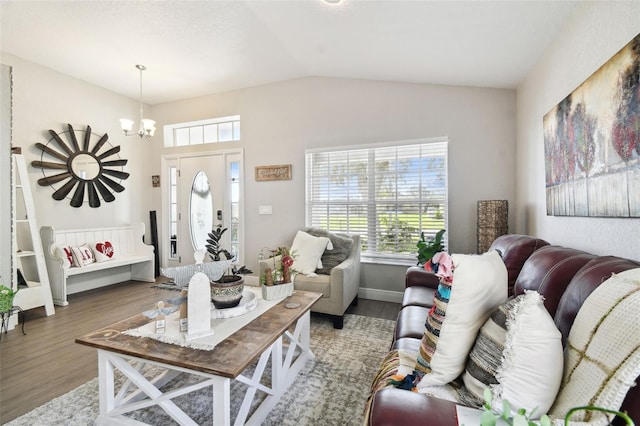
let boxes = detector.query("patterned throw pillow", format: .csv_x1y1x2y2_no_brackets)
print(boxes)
90,241,116,263
55,245,74,269
70,244,96,267
458,291,563,417
549,268,640,424
416,250,508,388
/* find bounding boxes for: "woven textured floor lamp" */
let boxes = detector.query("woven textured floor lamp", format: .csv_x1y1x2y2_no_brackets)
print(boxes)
477,200,508,254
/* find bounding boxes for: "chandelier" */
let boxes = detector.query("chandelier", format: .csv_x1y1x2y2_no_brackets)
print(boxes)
120,64,156,141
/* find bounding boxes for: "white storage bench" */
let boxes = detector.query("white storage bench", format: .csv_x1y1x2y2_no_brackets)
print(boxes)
40,223,155,306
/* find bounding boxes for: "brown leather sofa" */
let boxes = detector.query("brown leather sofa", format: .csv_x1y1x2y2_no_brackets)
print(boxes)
368,235,640,425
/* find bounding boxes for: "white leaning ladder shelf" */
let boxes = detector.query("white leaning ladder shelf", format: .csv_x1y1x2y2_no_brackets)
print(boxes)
9,153,55,329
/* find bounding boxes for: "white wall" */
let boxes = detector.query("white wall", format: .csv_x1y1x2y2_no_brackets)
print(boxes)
151,77,517,293
1,53,517,296
1,65,12,289
516,1,640,260
1,54,153,237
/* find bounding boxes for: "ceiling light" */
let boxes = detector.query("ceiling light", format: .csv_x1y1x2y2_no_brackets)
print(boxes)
120,64,156,141
324,0,342,4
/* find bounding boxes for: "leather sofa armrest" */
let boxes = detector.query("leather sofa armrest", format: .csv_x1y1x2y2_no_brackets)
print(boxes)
368,389,458,426
405,266,439,289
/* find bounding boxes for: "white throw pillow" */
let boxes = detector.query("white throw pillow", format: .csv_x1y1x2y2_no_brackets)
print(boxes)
416,250,508,388
55,245,74,269
550,268,640,424
71,244,96,267
89,241,116,263
290,230,333,275
459,291,563,417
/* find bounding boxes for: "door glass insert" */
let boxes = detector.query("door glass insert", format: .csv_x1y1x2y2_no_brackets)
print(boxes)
189,171,213,251
169,166,178,259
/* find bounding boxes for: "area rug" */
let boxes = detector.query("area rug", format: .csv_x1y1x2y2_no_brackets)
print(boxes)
7,314,394,426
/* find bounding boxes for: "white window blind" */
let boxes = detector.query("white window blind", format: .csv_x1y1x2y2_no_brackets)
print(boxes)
305,138,448,263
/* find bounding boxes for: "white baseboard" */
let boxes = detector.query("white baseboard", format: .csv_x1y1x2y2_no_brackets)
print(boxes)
358,287,403,304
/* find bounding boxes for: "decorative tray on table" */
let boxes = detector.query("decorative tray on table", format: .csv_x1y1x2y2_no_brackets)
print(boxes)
211,290,258,319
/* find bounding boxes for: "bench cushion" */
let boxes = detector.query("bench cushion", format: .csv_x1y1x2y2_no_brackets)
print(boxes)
293,273,331,298
65,254,152,277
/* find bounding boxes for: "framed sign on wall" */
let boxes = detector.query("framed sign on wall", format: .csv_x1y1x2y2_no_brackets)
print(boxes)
255,164,292,181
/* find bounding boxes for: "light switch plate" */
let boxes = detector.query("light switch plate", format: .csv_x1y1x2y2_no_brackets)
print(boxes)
259,205,272,215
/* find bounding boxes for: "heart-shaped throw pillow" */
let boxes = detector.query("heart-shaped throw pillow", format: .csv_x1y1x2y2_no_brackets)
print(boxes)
90,241,116,263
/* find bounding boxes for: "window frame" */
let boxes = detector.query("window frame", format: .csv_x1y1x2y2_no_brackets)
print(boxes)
163,115,240,148
305,137,448,265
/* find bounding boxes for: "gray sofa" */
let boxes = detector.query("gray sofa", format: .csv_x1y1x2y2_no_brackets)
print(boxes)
259,233,361,328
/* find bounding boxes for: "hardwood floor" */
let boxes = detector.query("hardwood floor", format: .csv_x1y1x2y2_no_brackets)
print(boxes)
0,280,400,423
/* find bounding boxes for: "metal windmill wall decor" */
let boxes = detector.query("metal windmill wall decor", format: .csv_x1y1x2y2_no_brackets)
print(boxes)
32,124,129,208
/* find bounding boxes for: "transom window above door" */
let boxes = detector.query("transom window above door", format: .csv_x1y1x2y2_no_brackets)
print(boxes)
164,115,240,148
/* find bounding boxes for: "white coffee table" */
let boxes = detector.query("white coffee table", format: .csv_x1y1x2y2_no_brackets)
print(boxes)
76,290,322,425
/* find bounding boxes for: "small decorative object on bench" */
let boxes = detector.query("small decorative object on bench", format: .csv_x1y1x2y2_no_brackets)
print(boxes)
41,223,155,306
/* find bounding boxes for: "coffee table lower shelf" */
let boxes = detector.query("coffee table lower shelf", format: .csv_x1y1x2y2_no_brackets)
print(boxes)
95,310,313,426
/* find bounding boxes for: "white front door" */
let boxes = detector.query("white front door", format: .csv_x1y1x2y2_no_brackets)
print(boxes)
178,155,225,266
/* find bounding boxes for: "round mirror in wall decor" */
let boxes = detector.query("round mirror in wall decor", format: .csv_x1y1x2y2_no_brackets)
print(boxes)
32,124,129,208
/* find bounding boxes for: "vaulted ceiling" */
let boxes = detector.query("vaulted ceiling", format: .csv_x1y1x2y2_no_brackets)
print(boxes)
0,0,580,104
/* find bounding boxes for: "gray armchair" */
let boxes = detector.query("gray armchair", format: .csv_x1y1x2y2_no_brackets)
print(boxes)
259,233,361,329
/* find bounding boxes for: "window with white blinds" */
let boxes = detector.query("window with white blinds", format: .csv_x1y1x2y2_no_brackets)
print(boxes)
305,138,448,263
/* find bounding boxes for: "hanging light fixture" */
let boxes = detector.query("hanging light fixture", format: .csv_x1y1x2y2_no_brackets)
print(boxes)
120,64,156,141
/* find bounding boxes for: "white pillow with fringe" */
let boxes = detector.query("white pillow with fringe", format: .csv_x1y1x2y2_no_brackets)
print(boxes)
459,291,563,418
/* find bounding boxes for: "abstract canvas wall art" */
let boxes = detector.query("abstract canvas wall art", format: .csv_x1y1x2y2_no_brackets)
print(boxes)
544,33,640,217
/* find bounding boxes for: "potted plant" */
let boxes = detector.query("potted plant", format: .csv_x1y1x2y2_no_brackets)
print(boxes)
260,247,295,300
205,225,234,262
205,225,246,309
0,282,18,313
416,229,446,266
480,389,634,426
